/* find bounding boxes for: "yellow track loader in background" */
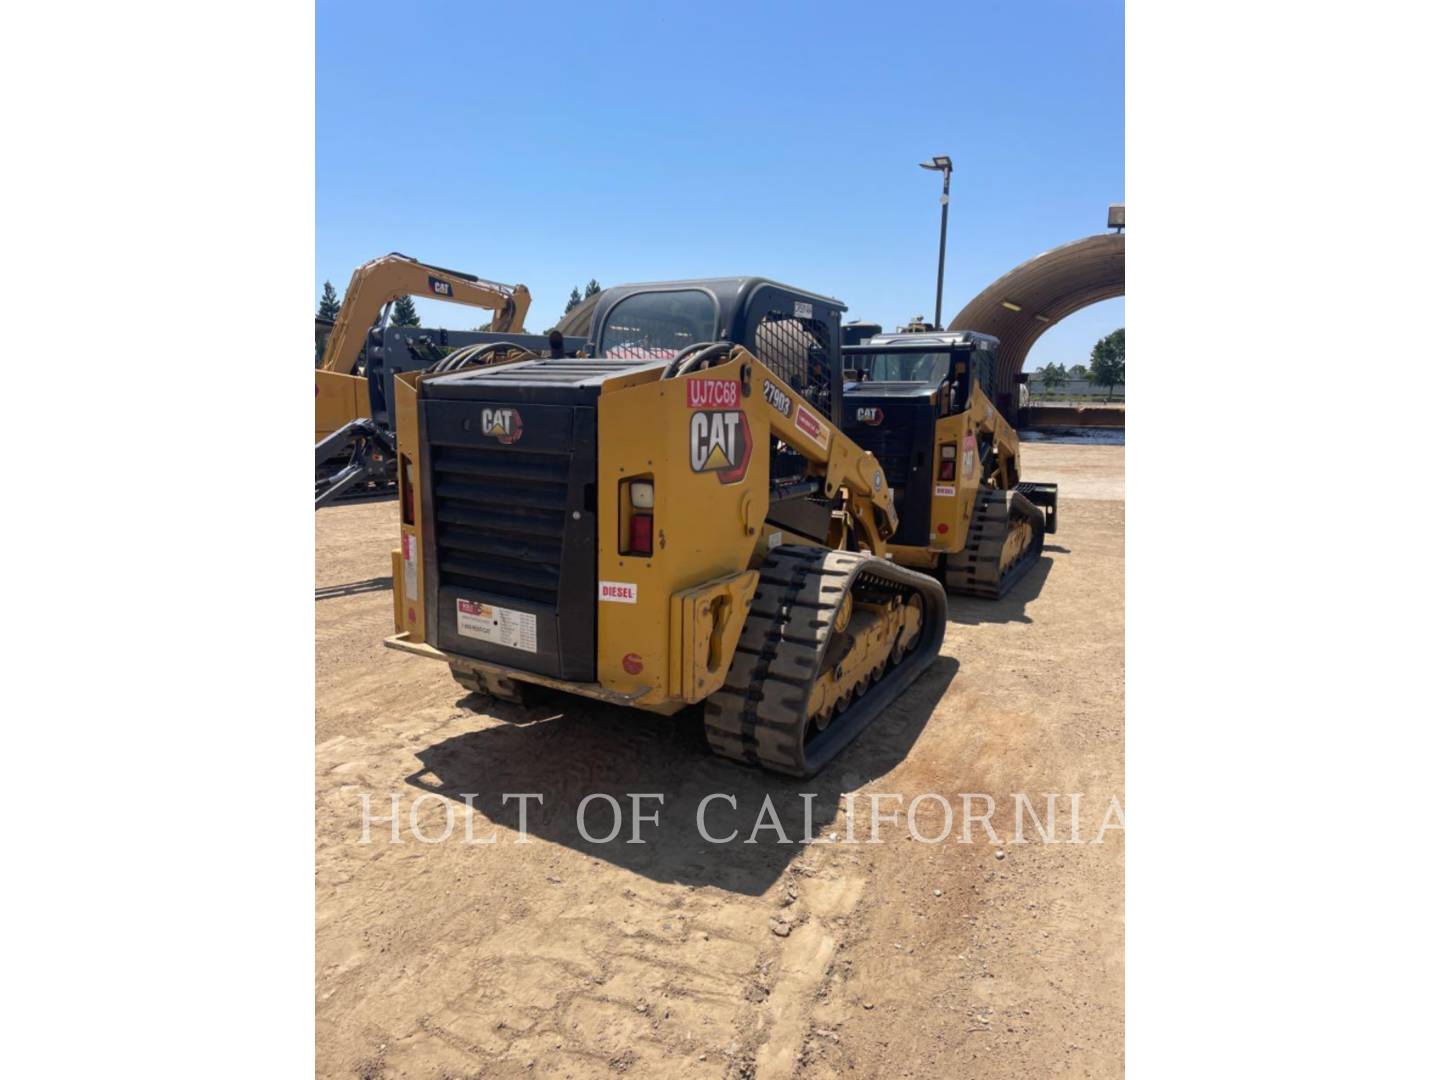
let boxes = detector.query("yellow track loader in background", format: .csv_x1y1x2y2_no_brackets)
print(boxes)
842,330,1058,599
383,278,949,777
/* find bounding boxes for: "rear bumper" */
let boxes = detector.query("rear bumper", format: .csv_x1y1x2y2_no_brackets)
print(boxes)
383,632,683,714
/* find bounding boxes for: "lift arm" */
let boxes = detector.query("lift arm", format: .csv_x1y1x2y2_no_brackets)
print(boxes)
720,346,901,554
318,253,532,375
962,382,1023,489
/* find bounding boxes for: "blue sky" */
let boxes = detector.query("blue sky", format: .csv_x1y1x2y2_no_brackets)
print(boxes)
317,0,1123,370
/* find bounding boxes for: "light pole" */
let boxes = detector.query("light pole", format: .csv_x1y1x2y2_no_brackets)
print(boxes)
919,155,953,330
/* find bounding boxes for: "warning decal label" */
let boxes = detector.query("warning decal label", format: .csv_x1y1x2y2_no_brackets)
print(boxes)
401,532,418,601
795,405,830,450
456,598,537,653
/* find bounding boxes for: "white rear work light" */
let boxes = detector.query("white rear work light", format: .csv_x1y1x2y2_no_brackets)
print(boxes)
630,480,655,509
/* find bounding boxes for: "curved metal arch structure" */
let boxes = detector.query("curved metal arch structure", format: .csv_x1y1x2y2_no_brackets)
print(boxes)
947,231,1124,417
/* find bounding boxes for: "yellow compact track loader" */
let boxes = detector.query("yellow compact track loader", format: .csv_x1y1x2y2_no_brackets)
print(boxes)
384,278,948,776
842,331,1058,599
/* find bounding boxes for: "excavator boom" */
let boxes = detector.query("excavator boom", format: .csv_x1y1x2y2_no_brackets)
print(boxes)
318,253,531,375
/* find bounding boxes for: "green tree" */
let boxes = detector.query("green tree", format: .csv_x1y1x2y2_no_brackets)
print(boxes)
1038,362,1066,397
316,280,341,321
391,295,420,327
584,278,601,299
564,286,583,313
1089,328,1125,400
1068,363,1090,381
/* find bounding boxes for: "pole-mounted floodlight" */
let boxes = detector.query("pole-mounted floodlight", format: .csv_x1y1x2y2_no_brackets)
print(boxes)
919,156,954,330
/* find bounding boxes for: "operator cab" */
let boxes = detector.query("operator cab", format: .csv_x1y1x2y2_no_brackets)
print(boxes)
841,330,999,547
585,278,846,426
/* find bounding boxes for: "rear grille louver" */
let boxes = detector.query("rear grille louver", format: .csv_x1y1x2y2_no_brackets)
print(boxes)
431,444,570,608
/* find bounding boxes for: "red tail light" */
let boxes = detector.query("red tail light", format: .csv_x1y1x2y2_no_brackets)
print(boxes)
938,443,957,482
629,512,654,556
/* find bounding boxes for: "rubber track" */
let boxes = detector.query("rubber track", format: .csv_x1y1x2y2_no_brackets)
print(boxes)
945,489,1046,600
704,545,947,778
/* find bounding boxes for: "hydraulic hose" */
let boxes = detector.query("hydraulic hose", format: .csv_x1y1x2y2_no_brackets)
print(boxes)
663,342,733,379
425,341,535,374
661,341,718,379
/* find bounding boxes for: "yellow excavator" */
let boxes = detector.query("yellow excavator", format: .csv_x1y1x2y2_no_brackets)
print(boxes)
315,253,536,507
382,277,950,777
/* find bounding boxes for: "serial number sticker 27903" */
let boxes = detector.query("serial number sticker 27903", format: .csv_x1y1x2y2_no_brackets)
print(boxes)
762,379,793,417
456,598,537,653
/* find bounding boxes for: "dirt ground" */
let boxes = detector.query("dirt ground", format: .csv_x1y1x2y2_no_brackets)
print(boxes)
316,441,1124,1079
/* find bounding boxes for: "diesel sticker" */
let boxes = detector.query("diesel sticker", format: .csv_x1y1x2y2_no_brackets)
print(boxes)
456,599,537,653
794,405,830,450
598,581,638,604
689,410,752,484
480,407,523,445
762,379,793,417
934,485,957,497
685,379,740,409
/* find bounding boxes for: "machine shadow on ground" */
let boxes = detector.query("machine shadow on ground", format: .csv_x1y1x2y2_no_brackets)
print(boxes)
944,557,1054,626
405,657,959,896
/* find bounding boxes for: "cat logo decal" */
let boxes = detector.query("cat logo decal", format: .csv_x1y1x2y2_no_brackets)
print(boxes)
689,410,752,484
